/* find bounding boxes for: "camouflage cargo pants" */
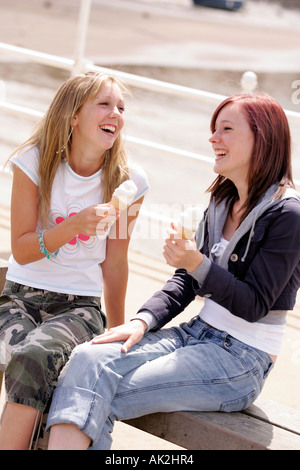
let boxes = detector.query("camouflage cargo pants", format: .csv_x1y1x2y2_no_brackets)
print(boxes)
0,281,106,412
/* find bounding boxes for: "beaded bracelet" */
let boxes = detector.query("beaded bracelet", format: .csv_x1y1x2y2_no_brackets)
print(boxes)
38,229,59,260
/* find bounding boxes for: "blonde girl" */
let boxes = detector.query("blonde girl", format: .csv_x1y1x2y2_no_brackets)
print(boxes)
0,71,149,449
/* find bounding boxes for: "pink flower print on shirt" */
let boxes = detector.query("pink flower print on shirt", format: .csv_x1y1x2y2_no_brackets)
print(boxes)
56,213,91,245
49,200,98,256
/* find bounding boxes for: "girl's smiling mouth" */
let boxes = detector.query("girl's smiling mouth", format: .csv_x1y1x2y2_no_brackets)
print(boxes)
100,124,116,135
214,149,228,158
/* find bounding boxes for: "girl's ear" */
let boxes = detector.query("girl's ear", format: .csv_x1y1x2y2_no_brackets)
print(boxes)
71,115,78,127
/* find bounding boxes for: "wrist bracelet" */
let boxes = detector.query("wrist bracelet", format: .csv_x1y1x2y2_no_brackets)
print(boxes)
38,229,59,260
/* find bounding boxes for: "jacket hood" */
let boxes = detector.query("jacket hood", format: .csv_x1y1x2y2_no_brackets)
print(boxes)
196,184,300,268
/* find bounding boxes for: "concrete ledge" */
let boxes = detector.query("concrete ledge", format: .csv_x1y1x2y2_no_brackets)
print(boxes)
125,398,300,450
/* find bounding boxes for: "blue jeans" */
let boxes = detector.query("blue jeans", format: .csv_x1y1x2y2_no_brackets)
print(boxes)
46,317,273,449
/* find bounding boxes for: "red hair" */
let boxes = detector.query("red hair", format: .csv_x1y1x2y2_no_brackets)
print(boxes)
208,94,294,219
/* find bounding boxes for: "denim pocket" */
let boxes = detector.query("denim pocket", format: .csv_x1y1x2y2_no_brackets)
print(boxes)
220,389,256,412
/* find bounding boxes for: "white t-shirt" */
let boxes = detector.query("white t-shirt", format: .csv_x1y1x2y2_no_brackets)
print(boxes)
6,146,149,296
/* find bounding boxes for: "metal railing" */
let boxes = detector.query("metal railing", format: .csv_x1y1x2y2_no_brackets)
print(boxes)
0,44,299,189
1,39,300,123
1,0,300,192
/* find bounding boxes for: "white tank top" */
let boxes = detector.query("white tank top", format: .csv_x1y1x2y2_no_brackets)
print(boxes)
199,236,286,355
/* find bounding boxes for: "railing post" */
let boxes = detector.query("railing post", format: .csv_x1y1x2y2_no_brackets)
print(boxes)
72,0,92,76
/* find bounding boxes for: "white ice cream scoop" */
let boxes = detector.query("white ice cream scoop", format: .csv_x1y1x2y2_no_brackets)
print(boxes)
177,206,203,239
111,180,138,210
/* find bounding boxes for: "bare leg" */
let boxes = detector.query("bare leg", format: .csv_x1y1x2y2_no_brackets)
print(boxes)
48,423,91,450
0,402,41,450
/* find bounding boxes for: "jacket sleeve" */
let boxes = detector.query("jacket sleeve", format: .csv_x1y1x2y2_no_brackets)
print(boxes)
193,199,300,322
137,268,197,329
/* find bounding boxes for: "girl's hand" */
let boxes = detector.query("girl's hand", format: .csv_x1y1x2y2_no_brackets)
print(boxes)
92,319,147,353
163,224,203,272
70,203,119,237
95,204,120,237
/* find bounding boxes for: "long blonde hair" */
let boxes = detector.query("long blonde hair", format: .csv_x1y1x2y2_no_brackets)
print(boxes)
10,71,130,225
